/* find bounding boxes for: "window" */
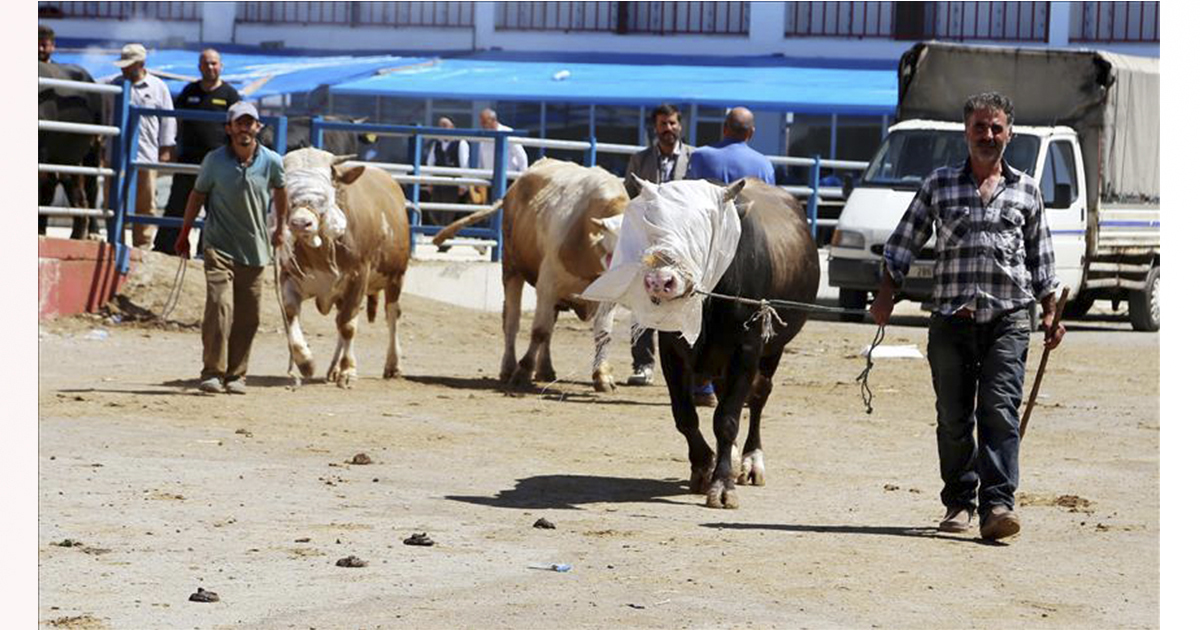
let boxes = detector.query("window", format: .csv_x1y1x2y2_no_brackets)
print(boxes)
1039,140,1079,208
496,2,748,35
1071,1,1158,43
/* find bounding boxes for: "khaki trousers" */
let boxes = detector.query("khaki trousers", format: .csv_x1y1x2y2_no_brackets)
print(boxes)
202,248,265,382
133,169,157,248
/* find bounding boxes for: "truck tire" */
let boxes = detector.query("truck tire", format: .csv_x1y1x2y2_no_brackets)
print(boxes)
1062,294,1095,320
838,289,868,323
1129,266,1160,332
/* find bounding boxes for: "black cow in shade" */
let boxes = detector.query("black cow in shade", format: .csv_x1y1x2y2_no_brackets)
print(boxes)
38,61,105,239
632,178,820,509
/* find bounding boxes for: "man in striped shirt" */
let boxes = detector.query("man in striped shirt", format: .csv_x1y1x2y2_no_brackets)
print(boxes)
871,92,1066,541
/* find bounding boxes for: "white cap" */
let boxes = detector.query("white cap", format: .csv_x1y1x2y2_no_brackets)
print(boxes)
226,101,260,123
114,43,146,68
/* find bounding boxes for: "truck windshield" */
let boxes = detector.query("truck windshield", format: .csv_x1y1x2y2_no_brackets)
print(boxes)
860,130,1039,188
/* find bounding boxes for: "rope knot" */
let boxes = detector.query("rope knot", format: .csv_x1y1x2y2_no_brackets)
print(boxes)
744,299,786,343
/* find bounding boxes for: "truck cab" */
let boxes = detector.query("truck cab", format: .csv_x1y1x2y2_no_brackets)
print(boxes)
828,119,1088,320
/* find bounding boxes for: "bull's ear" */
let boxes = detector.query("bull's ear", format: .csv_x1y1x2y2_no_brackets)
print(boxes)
333,164,366,186
591,214,624,235
722,178,748,204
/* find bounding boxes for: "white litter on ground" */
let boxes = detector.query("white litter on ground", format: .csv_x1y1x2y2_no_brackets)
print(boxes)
862,344,923,359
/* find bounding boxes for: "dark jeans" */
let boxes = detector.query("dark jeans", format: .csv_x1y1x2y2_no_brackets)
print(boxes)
154,172,198,256
631,325,656,370
927,308,1029,513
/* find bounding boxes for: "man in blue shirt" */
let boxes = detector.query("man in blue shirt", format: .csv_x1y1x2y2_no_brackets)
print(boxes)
175,102,287,395
685,107,775,185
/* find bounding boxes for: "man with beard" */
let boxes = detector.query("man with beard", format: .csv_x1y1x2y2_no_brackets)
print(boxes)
155,49,240,257
174,102,287,395
871,92,1066,541
622,103,694,387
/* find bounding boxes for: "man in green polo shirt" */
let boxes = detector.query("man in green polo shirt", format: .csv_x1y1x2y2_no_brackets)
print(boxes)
175,101,287,394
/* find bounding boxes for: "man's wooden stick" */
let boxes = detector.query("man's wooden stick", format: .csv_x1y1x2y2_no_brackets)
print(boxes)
1019,287,1070,440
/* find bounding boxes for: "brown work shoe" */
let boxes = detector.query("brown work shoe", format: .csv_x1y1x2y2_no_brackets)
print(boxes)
938,506,974,533
980,505,1022,540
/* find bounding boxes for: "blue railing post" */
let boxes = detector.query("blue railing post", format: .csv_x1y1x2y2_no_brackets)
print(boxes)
807,154,821,239
409,132,424,253
273,116,288,155
586,136,597,167
107,80,131,272
117,108,142,256
490,133,510,263
312,115,324,150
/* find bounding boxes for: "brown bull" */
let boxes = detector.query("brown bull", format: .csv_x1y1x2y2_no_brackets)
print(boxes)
433,158,627,391
279,148,410,387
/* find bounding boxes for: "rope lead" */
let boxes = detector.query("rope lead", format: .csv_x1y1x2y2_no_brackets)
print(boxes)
855,324,886,415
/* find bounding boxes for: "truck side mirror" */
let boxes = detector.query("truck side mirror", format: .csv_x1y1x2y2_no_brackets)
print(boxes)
1048,183,1073,209
841,174,856,200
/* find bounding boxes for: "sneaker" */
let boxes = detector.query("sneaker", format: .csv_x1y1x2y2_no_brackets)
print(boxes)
693,381,717,407
980,505,1021,540
938,506,974,533
198,377,223,394
224,379,247,395
628,366,654,386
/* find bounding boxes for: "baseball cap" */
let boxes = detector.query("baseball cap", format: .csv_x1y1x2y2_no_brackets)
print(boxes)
114,43,146,68
226,101,260,124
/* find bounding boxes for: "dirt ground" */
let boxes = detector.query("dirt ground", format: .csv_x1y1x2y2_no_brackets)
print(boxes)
38,251,1159,629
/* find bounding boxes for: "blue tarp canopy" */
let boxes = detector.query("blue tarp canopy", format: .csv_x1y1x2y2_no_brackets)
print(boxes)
51,49,427,99
331,58,896,115
49,48,896,115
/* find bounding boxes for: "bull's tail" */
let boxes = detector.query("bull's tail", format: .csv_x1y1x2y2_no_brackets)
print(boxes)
431,198,504,246
366,292,378,323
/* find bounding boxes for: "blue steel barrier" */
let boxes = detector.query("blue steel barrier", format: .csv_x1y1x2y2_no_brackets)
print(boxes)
117,106,288,263
309,118,526,263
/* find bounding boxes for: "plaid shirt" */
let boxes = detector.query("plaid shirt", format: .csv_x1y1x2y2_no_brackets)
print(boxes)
883,159,1058,323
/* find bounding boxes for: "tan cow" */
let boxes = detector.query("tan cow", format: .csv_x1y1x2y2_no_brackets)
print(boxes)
279,147,411,387
433,158,627,392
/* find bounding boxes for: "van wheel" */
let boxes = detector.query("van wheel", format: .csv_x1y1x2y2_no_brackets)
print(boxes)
1129,266,1160,332
838,289,868,323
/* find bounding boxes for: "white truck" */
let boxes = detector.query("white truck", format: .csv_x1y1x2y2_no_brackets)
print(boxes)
829,42,1160,331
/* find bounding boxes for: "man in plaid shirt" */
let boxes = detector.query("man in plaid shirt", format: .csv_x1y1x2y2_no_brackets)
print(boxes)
871,92,1066,541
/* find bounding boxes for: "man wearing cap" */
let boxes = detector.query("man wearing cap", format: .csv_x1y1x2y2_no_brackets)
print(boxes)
174,102,287,395
111,43,176,249
154,49,240,257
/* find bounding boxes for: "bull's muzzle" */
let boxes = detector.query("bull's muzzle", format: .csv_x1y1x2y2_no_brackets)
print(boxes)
288,208,323,248
644,269,685,303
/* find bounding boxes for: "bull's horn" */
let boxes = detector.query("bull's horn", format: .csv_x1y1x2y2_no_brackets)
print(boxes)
629,174,656,198
722,179,748,203
332,154,358,165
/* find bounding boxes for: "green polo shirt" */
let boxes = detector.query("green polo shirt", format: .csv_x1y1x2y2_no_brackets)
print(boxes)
195,144,285,267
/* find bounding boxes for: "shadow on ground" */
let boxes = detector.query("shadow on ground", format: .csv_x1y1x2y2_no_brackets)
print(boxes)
447,474,691,511
701,521,1006,546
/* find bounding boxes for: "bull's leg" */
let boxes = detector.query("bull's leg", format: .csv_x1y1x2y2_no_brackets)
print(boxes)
737,352,782,487
382,277,404,379
328,279,365,388
513,273,557,386
282,281,316,380
660,342,713,494
67,175,89,240
534,309,559,382
590,302,617,392
707,343,760,509
499,269,524,383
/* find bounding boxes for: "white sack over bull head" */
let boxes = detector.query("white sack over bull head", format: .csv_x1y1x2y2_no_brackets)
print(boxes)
281,148,355,250
581,178,743,345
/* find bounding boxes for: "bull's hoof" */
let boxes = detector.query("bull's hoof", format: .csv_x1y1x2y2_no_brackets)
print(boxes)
736,449,766,486
508,367,533,389
337,371,356,389
689,465,714,494
382,364,401,379
499,357,517,383
705,478,739,509
296,360,315,380
592,366,616,393
534,367,557,382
